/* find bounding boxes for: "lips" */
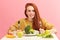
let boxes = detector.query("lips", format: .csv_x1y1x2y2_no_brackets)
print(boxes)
30,14,34,17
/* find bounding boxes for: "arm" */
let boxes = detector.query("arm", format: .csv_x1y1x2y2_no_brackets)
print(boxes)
41,18,53,30
41,18,57,33
7,19,26,34
7,21,19,34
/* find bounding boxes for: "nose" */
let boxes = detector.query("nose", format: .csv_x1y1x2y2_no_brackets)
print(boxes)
30,10,34,13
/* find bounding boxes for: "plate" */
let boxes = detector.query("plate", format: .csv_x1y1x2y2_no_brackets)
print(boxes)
24,34,36,36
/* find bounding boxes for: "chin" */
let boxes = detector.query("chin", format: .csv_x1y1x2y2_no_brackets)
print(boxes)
30,17,34,19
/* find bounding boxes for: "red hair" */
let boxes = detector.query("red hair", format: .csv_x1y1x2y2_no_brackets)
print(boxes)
25,3,41,31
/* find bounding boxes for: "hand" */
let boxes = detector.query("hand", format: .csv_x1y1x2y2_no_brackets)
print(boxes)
39,28,45,34
50,28,57,34
8,30,14,35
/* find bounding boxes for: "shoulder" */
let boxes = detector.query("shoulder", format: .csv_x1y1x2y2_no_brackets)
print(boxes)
18,18,26,21
20,18,25,20
14,18,26,24
40,18,47,23
18,18,27,23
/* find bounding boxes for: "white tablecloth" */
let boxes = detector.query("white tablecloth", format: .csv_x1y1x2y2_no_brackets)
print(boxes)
1,34,59,40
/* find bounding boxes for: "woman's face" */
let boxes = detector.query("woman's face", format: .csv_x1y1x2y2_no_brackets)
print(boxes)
26,6,35,19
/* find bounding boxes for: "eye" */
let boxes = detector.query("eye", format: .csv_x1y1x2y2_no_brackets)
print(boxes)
32,10,35,12
28,10,31,12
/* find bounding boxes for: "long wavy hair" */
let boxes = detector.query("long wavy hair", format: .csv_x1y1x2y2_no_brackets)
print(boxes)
24,3,42,31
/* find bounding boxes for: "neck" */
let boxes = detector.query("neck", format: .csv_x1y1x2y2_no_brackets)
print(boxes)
28,18,33,21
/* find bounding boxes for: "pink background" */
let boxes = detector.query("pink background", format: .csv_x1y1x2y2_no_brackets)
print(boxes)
0,0,60,39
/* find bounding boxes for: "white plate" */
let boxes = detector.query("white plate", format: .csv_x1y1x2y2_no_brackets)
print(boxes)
24,34,36,36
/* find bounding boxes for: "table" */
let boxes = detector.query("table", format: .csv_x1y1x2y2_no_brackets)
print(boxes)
1,33,59,40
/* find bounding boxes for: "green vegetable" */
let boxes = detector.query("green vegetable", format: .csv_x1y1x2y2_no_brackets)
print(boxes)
37,30,53,38
29,29,34,34
25,25,31,34
25,25,34,34
36,34,42,37
44,34,53,38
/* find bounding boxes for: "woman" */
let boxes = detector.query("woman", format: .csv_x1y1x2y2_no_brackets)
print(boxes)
8,3,54,34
